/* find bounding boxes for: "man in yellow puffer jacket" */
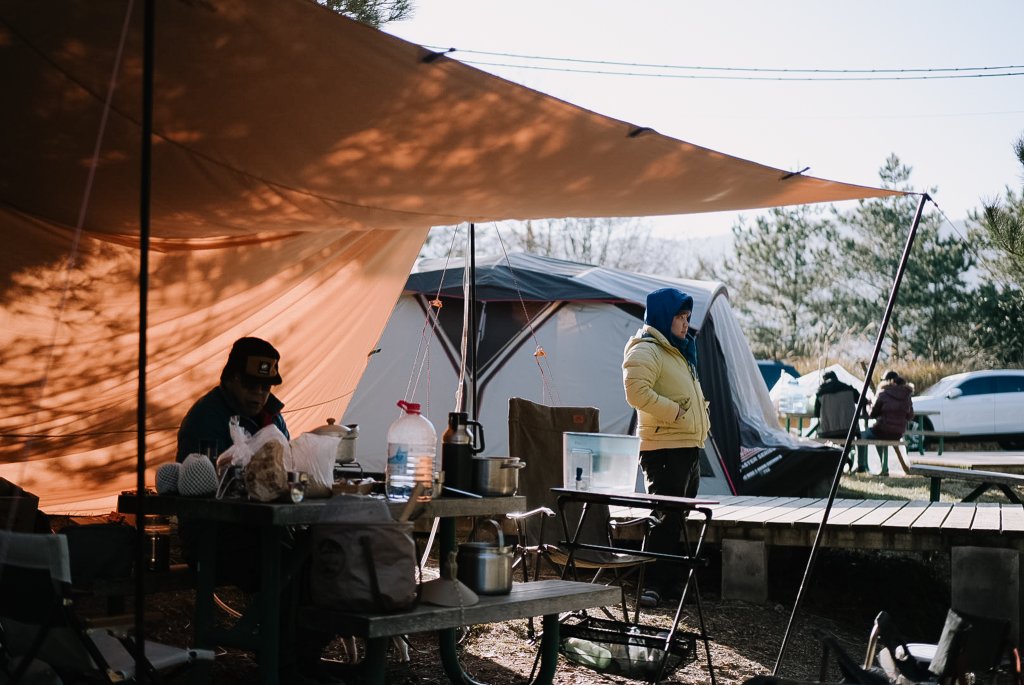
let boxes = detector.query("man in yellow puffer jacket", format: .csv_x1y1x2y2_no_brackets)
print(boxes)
622,287,710,607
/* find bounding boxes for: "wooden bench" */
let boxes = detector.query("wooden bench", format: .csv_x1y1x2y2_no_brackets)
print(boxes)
300,579,620,685
903,463,1024,504
849,438,907,476
903,429,960,455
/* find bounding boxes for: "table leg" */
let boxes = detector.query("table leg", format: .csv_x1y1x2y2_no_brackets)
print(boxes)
930,477,942,502
362,637,388,685
879,446,889,477
258,527,283,685
194,525,217,658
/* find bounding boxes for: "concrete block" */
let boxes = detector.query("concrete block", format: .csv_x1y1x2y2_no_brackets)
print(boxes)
951,546,1020,645
722,539,768,603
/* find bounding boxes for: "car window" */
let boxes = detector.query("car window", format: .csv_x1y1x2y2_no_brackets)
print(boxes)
958,377,993,396
923,378,957,396
994,375,1024,393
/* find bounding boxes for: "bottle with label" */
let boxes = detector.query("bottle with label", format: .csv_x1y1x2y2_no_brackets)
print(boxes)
386,400,437,502
441,411,486,495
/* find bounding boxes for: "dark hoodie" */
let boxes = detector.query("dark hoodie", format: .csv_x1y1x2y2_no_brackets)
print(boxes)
869,378,915,439
644,287,698,369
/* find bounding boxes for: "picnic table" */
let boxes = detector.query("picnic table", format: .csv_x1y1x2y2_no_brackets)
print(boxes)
122,492,608,685
901,454,1024,503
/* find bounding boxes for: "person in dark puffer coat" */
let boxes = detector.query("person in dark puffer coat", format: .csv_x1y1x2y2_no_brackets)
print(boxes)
856,371,914,473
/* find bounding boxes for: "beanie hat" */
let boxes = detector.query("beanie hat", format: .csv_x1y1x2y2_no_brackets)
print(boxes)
221,337,282,385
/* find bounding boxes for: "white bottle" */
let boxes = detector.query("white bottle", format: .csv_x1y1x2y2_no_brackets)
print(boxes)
385,400,437,502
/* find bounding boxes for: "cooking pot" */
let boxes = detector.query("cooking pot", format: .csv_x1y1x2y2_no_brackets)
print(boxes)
311,418,358,464
471,456,525,496
456,519,513,595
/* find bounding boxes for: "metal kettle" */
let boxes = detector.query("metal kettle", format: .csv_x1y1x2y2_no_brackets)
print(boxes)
311,418,358,464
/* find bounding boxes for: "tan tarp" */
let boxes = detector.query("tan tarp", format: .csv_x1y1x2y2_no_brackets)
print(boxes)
0,0,898,511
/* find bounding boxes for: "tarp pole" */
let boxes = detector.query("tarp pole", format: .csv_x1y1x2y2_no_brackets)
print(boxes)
468,223,478,420
773,192,930,675
134,0,154,678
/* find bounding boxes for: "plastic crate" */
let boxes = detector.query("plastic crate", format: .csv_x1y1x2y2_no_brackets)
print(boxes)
559,615,698,681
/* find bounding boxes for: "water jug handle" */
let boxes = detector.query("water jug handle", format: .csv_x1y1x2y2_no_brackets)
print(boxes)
467,419,486,453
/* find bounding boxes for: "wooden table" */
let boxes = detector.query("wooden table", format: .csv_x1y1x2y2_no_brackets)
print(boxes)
551,488,719,685
117,493,524,685
909,454,1024,475
903,454,1024,503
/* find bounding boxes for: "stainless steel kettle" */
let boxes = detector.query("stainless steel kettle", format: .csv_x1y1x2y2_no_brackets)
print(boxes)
311,418,358,464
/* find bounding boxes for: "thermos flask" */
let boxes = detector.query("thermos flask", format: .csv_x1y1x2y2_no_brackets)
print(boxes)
441,411,485,494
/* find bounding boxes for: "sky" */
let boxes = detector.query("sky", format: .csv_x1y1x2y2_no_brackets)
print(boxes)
384,1,1024,240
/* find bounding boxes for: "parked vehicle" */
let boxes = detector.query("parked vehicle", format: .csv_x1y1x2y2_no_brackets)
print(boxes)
911,369,1024,450
757,360,800,391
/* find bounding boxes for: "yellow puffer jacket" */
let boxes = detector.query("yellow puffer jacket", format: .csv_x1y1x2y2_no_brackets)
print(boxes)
622,325,710,451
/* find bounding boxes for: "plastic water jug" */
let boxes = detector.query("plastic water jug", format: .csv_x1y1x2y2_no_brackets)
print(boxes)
386,400,437,502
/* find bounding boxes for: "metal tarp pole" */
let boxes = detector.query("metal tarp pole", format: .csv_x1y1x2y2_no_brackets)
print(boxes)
773,192,930,675
134,0,154,678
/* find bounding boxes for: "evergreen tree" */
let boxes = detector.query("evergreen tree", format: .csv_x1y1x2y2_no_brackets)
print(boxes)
722,204,837,359
318,0,413,27
834,155,972,362
965,133,1024,366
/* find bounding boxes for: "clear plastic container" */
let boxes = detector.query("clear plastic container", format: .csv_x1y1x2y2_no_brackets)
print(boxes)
385,400,437,502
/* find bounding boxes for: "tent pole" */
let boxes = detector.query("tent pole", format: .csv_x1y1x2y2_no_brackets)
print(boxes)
134,0,154,678
468,223,478,420
773,192,930,675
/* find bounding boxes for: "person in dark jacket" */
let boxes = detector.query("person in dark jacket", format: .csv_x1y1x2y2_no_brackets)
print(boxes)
176,336,289,462
856,371,915,473
813,370,861,440
866,371,915,439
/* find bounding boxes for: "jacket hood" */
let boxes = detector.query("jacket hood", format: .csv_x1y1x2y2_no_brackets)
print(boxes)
879,382,914,401
643,288,697,367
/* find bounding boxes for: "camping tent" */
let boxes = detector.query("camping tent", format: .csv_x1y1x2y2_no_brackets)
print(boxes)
769,364,870,417
343,253,839,497
0,0,896,512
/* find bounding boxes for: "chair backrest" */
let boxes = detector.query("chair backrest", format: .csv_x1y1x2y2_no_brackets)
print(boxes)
0,530,107,678
508,397,600,544
928,608,1010,684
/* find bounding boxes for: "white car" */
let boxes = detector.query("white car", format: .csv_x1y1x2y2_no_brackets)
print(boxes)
911,369,1024,450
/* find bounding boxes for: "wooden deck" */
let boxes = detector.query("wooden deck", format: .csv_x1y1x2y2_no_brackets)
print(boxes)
686,495,1024,553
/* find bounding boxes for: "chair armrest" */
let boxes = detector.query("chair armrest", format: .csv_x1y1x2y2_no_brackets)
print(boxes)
505,507,555,522
609,515,659,531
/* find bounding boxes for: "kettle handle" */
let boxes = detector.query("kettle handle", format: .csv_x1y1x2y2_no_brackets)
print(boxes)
467,419,486,454
468,518,504,548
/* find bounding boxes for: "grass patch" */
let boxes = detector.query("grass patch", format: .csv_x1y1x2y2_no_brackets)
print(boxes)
837,471,1015,503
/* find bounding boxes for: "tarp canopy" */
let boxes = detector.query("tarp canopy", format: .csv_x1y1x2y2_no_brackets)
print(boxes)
0,0,898,511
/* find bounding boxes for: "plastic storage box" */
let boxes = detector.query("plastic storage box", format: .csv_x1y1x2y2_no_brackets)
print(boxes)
562,432,642,494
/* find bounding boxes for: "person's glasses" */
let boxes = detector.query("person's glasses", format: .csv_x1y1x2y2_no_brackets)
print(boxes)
238,377,273,393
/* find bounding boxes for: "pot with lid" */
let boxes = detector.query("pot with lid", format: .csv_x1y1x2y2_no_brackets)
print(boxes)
471,456,525,496
311,418,358,464
456,519,513,595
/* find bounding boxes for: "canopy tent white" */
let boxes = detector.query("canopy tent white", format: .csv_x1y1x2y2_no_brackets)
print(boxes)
0,0,897,511
344,253,839,497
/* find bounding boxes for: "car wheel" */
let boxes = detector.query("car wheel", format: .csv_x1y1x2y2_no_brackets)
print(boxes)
998,437,1024,451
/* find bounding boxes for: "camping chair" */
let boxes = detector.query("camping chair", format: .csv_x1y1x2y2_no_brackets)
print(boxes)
864,609,1012,685
505,398,656,628
0,529,212,684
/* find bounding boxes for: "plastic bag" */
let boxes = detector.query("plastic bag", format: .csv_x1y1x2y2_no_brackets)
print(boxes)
289,432,339,498
214,418,292,502
216,418,294,476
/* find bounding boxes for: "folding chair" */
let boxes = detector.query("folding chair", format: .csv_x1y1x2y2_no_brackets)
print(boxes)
865,608,1011,685
505,398,656,626
0,529,212,684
